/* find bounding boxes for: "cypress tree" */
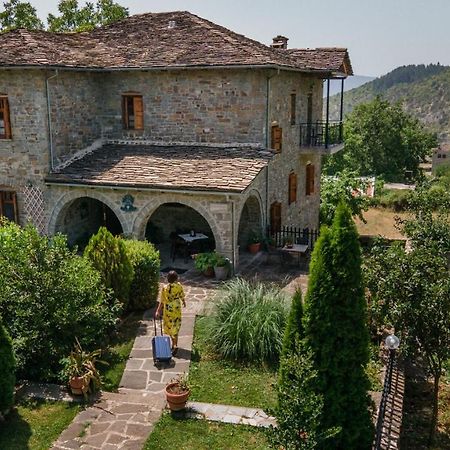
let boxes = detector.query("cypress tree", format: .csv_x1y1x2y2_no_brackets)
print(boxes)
281,287,304,359
84,227,133,307
0,317,16,417
303,203,373,449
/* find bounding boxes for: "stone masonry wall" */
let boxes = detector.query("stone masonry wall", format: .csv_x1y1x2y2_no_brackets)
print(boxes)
0,69,50,226
98,69,267,144
267,71,323,230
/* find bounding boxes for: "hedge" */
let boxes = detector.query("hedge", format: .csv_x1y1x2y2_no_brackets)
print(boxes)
123,239,160,310
0,317,15,416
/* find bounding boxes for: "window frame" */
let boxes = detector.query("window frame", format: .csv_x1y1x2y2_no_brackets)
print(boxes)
0,190,18,223
290,93,296,125
271,125,282,153
122,94,144,130
0,95,12,139
288,172,297,205
306,164,315,196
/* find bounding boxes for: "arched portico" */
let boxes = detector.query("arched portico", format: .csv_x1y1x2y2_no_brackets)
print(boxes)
237,192,264,251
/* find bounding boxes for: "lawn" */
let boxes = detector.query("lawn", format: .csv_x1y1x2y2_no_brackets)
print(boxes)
0,399,81,450
144,413,268,450
355,207,409,239
189,316,278,410
100,311,142,391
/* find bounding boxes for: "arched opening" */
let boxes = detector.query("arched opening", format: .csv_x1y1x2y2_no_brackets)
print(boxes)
238,195,262,251
145,202,216,271
55,197,123,249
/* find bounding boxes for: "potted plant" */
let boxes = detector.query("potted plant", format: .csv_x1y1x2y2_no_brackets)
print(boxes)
165,373,190,411
213,252,231,280
247,230,262,254
284,237,294,249
61,338,104,398
193,252,216,277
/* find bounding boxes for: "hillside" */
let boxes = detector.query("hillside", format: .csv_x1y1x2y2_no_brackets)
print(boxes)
329,64,450,142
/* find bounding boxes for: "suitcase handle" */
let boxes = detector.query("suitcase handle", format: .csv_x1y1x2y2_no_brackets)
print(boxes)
153,313,164,336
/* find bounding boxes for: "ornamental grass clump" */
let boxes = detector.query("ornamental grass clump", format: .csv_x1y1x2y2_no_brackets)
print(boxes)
209,278,288,364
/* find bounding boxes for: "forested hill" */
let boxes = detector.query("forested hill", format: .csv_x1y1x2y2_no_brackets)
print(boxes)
329,64,450,142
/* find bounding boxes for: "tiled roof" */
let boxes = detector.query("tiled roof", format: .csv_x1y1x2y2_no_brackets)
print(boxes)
0,11,352,75
45,144,272,193
287,48,353,75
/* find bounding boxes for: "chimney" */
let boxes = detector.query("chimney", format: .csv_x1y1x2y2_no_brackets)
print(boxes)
168,20,176,29
271,35,288,49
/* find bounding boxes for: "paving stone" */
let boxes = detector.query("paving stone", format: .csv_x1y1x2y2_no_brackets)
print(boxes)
131,336,152,350
106,433,127,445
119,371,148,390
74,409,101,423
82,431,109,447
125,358,145,370
146,382,166,393
111,403,149,414
106,420,127,434
88,422,110,436
120,440,145,450
126,422,154,438
222,414,242,424
148,371,163,382
129,349,152,359
241,417,258,426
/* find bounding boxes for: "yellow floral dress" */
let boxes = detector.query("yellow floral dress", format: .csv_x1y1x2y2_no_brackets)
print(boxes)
161,282,185,338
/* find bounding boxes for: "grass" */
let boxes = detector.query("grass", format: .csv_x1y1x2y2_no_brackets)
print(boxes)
400,363,450,449
189,316,277,410
100,311,142,391
144,413,268,450
0,398,81,450
355,207,410,239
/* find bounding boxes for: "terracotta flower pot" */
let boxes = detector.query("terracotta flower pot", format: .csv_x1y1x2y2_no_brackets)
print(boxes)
202,266,215,277
248,243,261,254
69,376,88,396
165,382,190,411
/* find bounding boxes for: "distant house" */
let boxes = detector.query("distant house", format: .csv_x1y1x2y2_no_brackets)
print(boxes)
0,11,353,268
432,143,450,174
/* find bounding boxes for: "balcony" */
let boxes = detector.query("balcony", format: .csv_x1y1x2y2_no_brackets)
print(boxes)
299,121,344,154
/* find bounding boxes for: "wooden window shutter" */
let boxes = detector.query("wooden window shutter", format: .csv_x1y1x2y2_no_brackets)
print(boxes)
0,191,18,223
270,202,282,232
306,164,315,196
290,93,296,125
288,172,297,204
0,97,12,139
271,126,282,152
133,96,144,130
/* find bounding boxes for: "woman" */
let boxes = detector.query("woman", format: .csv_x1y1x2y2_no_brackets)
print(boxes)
155,270,186,355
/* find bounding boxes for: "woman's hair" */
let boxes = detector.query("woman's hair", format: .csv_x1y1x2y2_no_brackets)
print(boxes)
167,270,178,284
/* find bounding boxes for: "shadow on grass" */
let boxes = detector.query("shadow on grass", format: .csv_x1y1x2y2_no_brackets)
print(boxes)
0,404,32,450
400,363,450,449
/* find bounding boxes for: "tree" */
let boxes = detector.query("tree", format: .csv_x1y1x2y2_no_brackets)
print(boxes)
320,169,370,226
303,203,373,449
324,97,437,181
0,0,43,31
47,0,128,32
366,185,450,445
84,226,133,307
0,317,15,417
280,287,304,360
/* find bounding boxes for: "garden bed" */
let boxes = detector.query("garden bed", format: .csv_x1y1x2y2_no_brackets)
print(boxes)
100,311,143,391
144,413,268,449
0,399,81,450
188,316,277,410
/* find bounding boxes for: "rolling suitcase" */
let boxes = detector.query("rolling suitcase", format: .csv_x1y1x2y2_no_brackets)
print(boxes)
152,315,172,364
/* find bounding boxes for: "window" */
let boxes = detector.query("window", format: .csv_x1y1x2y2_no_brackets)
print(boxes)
122,94,144,130
0,96,12,139
271,125,282,152
0,191,18,223
306,164,315,196
290,93,296,125
270,202,282,232
288,172,297,204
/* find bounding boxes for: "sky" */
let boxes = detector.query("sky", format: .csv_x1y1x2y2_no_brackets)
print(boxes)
17,0,450,76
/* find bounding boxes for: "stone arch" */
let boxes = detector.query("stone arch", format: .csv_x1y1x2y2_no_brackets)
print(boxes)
48,190,128,245
237,190,264,249
132,195,223,251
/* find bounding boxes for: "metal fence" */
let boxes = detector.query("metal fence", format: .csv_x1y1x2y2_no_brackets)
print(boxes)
266,226,319,249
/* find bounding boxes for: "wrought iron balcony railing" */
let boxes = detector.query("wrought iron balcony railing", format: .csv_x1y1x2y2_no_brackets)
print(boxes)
299,121,343,149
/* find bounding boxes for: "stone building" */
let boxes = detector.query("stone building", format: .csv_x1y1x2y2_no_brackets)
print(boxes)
0,11,352,268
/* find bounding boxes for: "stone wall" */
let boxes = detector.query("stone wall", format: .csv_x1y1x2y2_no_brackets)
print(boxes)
266,71,323,230
0,69,50,226
98,69,267,145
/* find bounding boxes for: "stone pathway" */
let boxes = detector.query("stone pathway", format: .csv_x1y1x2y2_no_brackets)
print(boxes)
50,253,307,449
182,401,276,428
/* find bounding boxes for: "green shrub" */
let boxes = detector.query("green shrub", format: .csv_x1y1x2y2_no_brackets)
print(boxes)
208,278,288,364
281,288,304,360
84,227,134,307
0,222,118,381
123,239,160,310
268,352,339,450
372,188,410,211
0,317,15,416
